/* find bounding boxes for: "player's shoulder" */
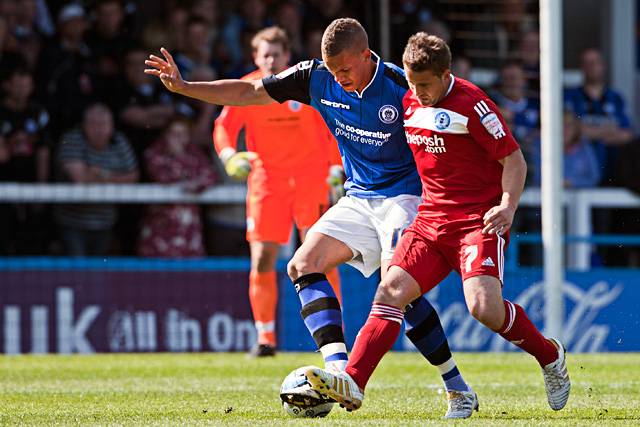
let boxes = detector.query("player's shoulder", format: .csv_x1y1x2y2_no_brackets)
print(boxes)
449,77,496,113
452,77,490,101
382,62,409,90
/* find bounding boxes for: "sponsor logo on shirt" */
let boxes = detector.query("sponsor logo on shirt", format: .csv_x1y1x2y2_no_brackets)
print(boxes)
405,131,446,153
378,104,399,124
335,118,391,146
474,100,506,139
321,98,350,110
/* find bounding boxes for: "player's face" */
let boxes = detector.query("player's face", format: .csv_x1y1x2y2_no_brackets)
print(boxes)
323,48,372,92
404,67,451,107
254,40,291,77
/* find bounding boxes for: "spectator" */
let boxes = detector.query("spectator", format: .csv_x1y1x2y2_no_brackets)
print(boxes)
181,66,218,147
275,1,304,63
37,3,95,140
491,61,539,174
0,65,50,182
304,26,323,60
564,48,634,186
141,4,189,52
220,0,271,77
530,110,600,188
137,116,217,257
0,64,51,254
518,30,540,98
54,103,139,256
0,0,18,55
86,0,133,100
111,45,175,166
304,0,352,30
174,16,217,80
13,0,46,68
451,55,472,81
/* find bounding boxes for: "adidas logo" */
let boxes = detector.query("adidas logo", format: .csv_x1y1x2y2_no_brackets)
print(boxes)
481,257,495,267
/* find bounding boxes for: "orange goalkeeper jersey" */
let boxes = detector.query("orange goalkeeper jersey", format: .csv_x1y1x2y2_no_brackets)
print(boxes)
213,70,340,177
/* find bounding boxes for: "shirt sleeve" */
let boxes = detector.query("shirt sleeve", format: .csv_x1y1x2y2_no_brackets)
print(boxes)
57,130,86,163
466,96,520,161
262,60,317,104
612,91,632,129
213,105,244,154
113,134,138,172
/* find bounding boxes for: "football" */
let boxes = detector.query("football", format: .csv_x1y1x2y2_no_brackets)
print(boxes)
279,366,334,418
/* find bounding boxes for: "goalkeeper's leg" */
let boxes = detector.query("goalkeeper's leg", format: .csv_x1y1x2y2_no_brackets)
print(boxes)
248,241,280,356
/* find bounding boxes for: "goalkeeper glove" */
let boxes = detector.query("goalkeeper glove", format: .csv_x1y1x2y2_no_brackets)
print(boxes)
223,151,257,181
327,164,346,203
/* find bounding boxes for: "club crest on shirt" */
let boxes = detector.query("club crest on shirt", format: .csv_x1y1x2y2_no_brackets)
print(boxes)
434,111,450,130
378,104,399,124
288,101,302,112
474,100,506,139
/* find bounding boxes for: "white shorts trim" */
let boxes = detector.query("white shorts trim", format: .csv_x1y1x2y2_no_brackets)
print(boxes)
308,194,420,277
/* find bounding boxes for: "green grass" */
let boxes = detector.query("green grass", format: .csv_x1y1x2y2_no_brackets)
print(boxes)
1,352,639,426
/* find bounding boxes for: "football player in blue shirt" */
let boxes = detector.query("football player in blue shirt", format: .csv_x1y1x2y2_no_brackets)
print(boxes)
145,18,476,418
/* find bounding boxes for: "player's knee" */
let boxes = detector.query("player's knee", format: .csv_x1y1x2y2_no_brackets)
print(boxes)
467,300,502,331
287,255,312,281
373,279,408,307
254,253,277,273
288,246,327,280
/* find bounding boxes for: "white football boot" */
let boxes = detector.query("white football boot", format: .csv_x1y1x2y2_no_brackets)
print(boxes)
542,338,571,410
444,389,479,419
304,366,364,411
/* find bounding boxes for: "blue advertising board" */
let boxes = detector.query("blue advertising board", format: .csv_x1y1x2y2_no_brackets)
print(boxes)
0,258,638,354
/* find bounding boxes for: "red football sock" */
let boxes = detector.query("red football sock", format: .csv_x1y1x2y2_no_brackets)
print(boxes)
345,303,403,390
499,300,558,367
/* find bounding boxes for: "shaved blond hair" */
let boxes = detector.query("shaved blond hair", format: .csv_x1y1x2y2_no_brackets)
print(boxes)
321,18,368,57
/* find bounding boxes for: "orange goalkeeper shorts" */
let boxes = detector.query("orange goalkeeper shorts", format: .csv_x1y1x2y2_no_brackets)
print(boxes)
246,171,330,244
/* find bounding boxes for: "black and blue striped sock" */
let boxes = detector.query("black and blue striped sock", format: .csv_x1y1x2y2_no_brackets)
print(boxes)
295,273,347,371
405,296,469,392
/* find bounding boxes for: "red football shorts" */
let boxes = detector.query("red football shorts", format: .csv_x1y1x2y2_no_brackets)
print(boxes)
390,216,508,294
246,172,329,244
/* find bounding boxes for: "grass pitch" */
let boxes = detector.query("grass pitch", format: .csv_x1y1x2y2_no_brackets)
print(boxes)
1,352,639,426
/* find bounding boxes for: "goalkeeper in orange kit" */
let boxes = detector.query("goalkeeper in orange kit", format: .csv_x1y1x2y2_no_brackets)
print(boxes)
213,27,343,357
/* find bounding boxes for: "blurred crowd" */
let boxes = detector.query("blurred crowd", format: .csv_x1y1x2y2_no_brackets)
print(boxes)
0,0,636,264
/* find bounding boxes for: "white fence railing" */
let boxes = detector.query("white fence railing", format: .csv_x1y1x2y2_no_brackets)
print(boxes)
1,184,639,270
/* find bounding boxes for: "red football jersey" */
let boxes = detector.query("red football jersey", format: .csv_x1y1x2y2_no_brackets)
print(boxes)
402,76,520,217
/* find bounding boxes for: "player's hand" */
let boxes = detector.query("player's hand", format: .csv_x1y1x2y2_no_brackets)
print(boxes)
482,203,516,235
327,164,346,203
144,47,185,93
225,151,258,181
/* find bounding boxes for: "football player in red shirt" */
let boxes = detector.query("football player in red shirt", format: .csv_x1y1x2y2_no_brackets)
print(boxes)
304,33,571,414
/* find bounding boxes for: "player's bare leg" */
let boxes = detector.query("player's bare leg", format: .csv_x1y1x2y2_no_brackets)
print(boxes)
463,275,571,410
248,241,280,357
299,227,342,303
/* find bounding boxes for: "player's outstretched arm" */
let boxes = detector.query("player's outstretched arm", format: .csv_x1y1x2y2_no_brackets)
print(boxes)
144,47,275,106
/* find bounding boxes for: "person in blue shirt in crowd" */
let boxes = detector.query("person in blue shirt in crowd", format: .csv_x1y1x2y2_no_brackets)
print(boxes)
564,48,633,185
530,110,600,188
144,18,477,419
